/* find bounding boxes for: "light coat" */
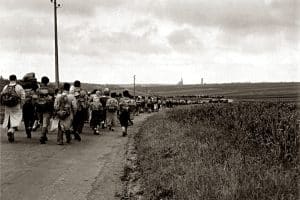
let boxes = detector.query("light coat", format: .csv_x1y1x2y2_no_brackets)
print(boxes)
1,82,25,128
54,91,77,131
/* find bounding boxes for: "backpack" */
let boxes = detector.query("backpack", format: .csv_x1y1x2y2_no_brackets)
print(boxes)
119,97,130,111
24,89,34,104
37,86,53,112
106,98,118,112
76,95,87,111
56,94,71,120
0,85,20,107
128,99,136,112
90,95,104,111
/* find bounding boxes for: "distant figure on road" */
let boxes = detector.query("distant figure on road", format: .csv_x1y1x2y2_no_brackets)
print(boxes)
106,92,119,131
90,90,103,135
0,75,25,142
100,88,110,129
119,90,133,137
71,80,87,141
54,83,77,145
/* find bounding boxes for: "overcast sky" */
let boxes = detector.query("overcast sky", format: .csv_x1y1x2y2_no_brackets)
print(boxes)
0,0,299,84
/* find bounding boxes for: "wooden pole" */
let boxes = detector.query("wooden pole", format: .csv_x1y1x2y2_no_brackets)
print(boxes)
53,0,59,88
133,75,136,99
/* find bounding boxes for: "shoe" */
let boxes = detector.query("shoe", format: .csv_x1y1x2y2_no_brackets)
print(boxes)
7,132,14,143
32,121,40,131
57,142,63,145
122,131,127,137
94,130,100,135
66,133,71,144
26,128,32,138
74,133,81,141
40,136,46,144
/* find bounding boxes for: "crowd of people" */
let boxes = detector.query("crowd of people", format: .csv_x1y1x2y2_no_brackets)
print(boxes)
0,73,168,145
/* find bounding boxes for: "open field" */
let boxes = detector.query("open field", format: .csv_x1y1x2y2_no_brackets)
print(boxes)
131,82,300,102
134,103,299,199
1,79,299,101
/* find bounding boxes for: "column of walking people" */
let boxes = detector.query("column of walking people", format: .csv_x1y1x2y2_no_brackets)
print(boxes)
0,74,165,145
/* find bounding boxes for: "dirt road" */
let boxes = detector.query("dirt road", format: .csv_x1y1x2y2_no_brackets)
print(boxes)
0,114,149,200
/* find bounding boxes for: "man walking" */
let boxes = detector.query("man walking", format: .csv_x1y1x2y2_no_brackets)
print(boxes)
36,76,55,144
72,90,88,141
90,90,103,135
119,90,133,137
54,83,77,145
100,88,110,129
21,72,39,139
0,75,25,142
106,92,119,131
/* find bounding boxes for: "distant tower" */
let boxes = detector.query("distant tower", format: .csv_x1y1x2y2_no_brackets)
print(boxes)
177,77,183,86
201,78,203,85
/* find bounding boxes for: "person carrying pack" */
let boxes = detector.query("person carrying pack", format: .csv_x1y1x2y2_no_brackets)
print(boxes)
36,76,54,144
71,81,87,141
20,72,39,139
54,83,77,145
89,90,103,135
1,75,25,143
100,88,110,129
119,90,133,137
22,89,36,139
106,92,119,131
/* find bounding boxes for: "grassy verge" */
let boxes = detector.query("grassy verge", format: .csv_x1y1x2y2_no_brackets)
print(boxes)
135,103,299,200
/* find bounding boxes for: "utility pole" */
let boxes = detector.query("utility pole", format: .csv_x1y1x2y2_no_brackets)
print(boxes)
51,0,61,89
133,75,136,100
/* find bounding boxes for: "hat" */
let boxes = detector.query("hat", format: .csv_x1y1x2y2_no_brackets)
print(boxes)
111,92,117,98
104,88,110,95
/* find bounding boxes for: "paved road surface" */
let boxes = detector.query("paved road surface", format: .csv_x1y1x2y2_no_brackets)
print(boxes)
1,114,149,200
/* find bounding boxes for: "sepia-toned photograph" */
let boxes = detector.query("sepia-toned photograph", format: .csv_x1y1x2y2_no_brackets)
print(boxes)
0,0,299,199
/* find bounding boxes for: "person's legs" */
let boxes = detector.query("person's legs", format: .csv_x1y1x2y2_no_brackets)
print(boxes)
40,113,50,144
7,116,15,142
57,122,63,145
122,126,127,137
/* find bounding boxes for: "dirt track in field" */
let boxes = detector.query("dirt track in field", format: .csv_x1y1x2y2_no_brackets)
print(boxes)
0,114,150,200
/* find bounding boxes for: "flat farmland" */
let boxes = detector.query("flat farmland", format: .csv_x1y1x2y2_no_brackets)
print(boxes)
133,82,300,102
1,79,299,101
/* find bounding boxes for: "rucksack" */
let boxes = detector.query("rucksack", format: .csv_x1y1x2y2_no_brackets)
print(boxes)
76,95,87,111
106,98,118,112
128,99,136,112
56,94,71,120
0,85,20,107
24,89,34,104
37,86,53,112
119,97,130,111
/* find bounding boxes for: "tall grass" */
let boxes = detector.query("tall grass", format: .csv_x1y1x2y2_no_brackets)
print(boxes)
135,102,299,200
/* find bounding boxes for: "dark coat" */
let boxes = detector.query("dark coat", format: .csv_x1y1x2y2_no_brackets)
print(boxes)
119,109,131,127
